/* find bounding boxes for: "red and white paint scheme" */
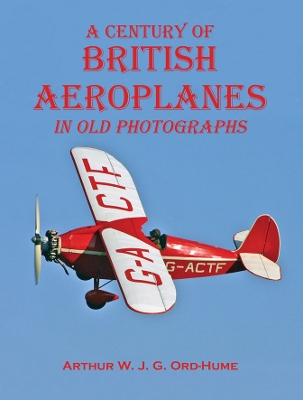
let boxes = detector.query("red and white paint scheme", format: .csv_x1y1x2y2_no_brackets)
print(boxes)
32,147,281,314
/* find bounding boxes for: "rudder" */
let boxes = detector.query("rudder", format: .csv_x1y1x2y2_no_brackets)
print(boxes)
236,215,280,262
236,215,281,281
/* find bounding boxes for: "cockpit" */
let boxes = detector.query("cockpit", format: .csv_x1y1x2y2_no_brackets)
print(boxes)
148,229,167,250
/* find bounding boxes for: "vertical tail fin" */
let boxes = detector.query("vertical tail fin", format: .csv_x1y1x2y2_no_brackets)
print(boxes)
236,215,281,281
237,215,280,262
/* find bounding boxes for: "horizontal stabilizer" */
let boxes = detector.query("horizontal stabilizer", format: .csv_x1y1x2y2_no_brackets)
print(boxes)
240,253,281,281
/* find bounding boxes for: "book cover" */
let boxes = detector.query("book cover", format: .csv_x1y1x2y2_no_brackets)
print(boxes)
1,1,302,398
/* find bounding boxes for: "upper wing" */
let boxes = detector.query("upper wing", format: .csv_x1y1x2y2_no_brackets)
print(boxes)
100,227,176,314
71,147,146,223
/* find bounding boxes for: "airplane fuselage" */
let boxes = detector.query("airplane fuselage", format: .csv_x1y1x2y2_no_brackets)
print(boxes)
58,224,244,282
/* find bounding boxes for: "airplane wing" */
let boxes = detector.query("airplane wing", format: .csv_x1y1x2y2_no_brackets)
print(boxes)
72,147,176,314
71,147,146,223
100,227,176,314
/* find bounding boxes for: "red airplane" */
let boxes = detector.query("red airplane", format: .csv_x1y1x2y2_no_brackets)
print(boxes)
32,147,281,314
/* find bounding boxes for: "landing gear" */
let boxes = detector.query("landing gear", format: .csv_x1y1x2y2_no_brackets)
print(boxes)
85,278,119,310
86,297,106,310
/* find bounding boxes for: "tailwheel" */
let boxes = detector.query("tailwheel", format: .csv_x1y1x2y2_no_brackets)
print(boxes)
85,279,119,310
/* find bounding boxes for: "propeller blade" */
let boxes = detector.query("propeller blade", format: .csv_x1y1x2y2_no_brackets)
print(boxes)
35,195,40,234
34,243,42,284
34,195,42,284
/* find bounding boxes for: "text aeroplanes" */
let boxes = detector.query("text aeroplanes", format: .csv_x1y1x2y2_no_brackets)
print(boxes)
31,147,281,314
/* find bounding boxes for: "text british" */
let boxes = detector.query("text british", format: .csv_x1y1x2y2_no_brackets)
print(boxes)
83,45,216,72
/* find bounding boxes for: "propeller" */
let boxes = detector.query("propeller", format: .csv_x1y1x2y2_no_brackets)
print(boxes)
31,196,42,284
31,196,68,283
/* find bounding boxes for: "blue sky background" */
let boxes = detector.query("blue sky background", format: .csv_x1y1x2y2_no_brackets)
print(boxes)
1,1,303,399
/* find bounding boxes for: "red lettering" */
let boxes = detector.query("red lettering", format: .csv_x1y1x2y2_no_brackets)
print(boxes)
238,120,248,133
82,159,121,177
86,25,99,39
83,46,104,71
196,46,217,71
154,85,173,110
163,25,173,39
246,85,267,110
33,85,59,110
62,85,83,110
174,85,199,110
153,361,163,370
108,85,130,109
116,120,128,133
231,362,238,370
201,361,211,370
88,175,125,190
175,22,188,38
225,85,245,109
85,85,107,112
127,120,140,133
131,46,140,71
107,46,128,73
174,46,194,71
96,194,133,211
117,25,127,38
132,85,152,110
125,269,162,285
214,120,225,133
188,120,199,134
73,363,81,370
105,25,115,38
170,361,180,370
225,120,238,133
201,85,222,110
62,361,72,370
117,361,132,370
140,46,162,71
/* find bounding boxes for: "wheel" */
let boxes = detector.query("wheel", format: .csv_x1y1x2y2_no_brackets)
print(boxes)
86,301,106,310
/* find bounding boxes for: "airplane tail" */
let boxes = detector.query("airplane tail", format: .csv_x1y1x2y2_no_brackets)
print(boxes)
235,215,281,281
